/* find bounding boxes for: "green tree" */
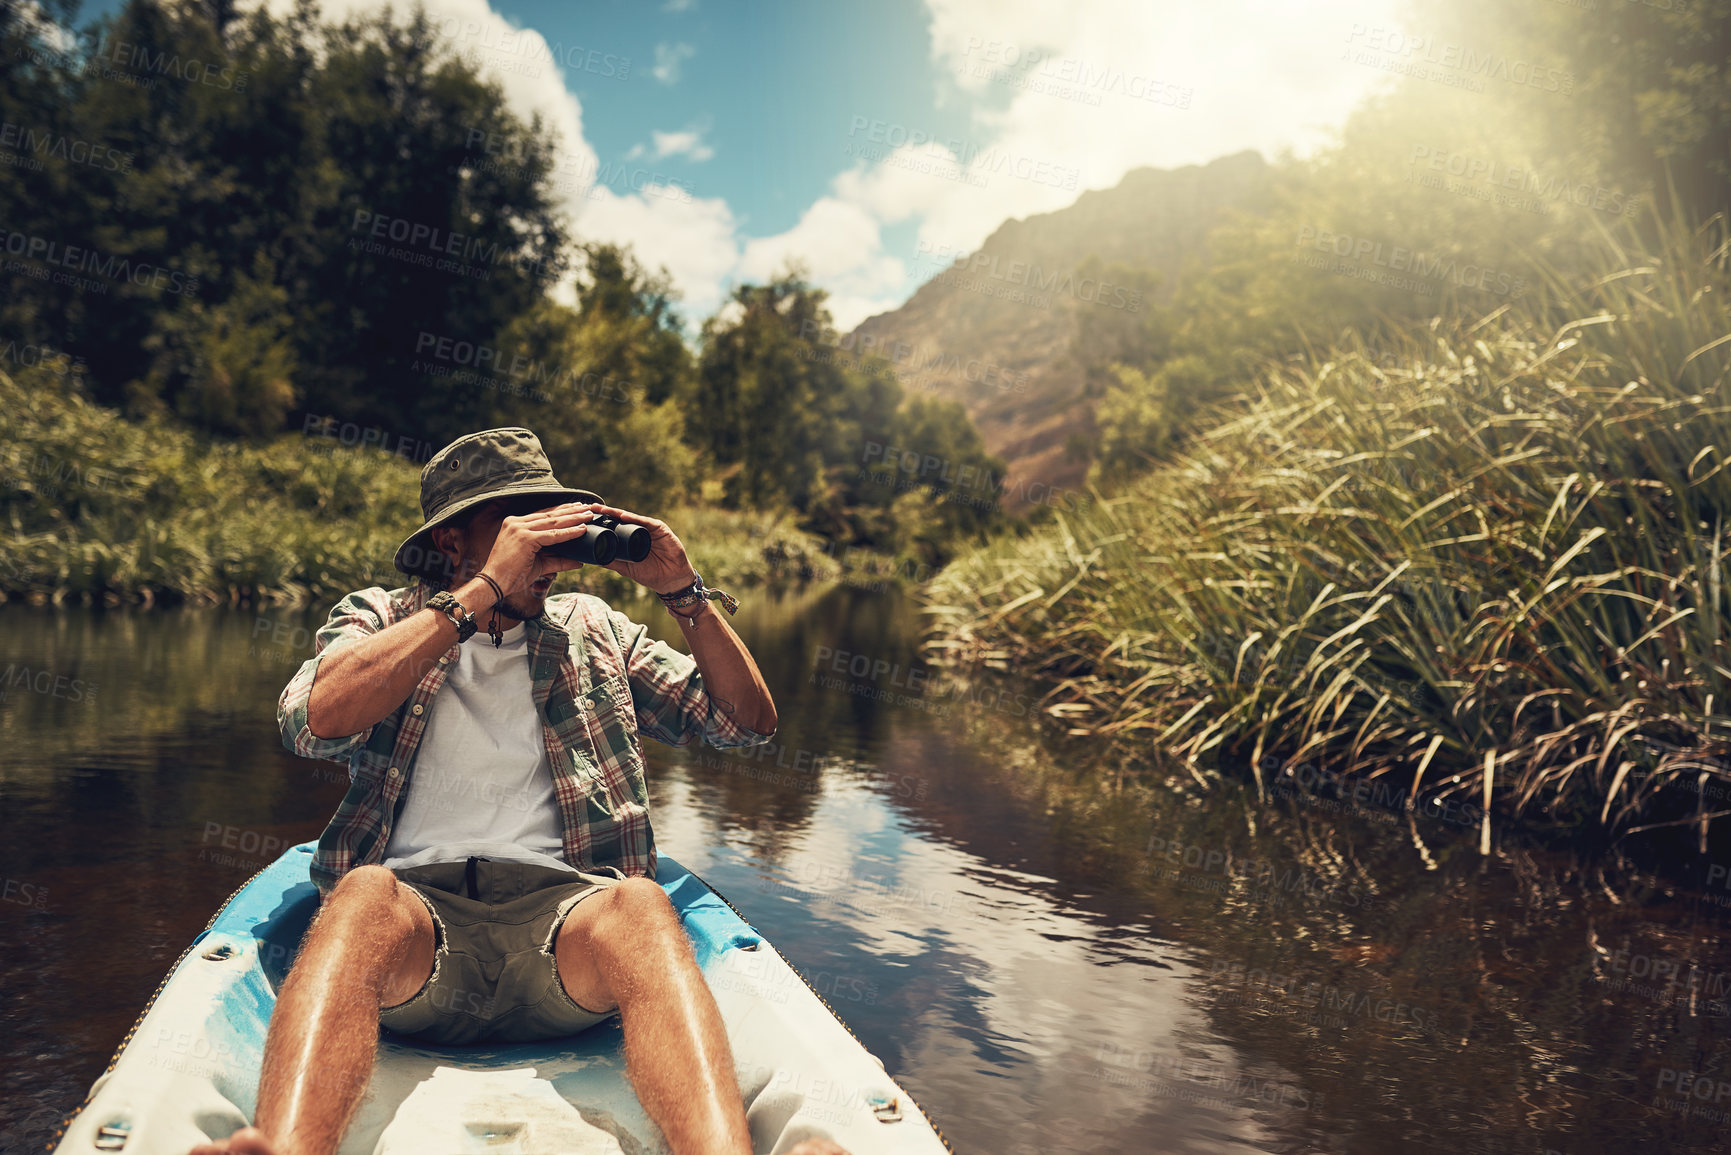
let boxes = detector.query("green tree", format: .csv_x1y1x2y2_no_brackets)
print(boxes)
0,0,574,442
488,248,700,511
132,250,298,435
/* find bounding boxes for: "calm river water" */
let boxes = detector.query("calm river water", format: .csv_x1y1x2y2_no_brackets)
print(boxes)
4,583,1731,1154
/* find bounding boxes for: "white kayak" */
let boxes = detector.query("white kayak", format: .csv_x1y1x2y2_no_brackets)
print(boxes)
49,842,950,1154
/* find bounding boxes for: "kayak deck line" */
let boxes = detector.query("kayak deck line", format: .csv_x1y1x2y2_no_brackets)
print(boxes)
52,843,949,1155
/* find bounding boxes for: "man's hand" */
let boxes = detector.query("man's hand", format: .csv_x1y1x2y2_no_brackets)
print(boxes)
477,502,600,597
586,503,700,595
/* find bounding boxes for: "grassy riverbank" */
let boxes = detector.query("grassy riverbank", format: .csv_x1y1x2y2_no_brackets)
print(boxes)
922,217,1731,845
0,364,847,606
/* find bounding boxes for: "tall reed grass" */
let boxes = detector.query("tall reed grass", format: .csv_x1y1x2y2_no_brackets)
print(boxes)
923,214,1731,846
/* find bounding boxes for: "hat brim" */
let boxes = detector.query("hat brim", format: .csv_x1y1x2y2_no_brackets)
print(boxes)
393,482,605,579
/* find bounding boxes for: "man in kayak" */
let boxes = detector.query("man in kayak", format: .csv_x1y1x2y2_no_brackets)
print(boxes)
193,428,845,1155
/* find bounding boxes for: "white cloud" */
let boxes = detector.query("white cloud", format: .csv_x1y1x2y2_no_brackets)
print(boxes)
649,129,715,162
674,0,1408,331
737,198,906,331
246,0,1402,335
577,187,740,318
652,41,696,84
881,0,1404,261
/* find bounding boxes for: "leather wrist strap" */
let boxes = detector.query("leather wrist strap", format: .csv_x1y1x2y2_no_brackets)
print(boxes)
476,571,506,607
658,570,739,617
426,590,477,643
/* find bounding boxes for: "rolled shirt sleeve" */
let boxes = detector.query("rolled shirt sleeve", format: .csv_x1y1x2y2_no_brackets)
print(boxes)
277,588,391,762
607,606,774,750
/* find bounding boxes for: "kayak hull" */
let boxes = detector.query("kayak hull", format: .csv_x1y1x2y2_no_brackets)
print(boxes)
52,843,947,1155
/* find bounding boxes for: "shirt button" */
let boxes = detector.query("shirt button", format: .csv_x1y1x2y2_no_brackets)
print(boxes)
387,766,401,779
412,704,424,716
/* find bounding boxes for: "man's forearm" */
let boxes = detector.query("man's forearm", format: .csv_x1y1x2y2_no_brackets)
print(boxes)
304,578,495,739
675,604,778,735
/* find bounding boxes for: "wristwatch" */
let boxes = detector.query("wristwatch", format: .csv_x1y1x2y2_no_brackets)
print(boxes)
426,590,478,643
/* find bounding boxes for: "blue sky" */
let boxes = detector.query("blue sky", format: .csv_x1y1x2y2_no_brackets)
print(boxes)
78,0,1404,329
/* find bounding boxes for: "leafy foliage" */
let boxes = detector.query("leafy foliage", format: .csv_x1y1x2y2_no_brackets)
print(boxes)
0,1,1007,596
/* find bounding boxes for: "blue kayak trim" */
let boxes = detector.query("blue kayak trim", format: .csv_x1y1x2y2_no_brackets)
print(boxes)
53,842,953,1155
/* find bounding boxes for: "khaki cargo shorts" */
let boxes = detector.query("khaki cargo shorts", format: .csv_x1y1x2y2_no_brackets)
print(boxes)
379,856,625,1046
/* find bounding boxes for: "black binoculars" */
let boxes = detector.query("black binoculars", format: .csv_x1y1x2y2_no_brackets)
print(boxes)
545,514,653,566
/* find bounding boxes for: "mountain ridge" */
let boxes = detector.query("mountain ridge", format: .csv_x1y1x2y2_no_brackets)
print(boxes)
850,149,1274,512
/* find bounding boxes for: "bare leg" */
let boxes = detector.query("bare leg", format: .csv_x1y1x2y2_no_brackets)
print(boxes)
556,877,754,1155
191,865,434,1155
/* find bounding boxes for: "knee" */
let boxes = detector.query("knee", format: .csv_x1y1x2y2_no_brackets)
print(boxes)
590,878,686,954
320,865,413,939
614,877,678,920
328,864,400,913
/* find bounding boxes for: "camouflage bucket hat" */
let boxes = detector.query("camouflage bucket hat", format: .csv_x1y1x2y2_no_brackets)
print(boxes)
392,427,602,579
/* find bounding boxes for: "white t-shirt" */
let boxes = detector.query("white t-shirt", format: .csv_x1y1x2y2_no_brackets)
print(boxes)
381,620,575,873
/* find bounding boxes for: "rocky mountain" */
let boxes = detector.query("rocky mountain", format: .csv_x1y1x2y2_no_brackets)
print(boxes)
850,149,1273,513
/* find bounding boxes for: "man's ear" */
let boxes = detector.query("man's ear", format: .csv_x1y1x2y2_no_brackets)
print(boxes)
429,524,462,568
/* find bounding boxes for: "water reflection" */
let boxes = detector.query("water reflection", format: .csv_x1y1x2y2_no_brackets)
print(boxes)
4,586,1731,1153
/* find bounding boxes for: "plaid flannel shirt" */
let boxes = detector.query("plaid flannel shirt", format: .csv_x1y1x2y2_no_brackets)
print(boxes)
279,579,773,895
